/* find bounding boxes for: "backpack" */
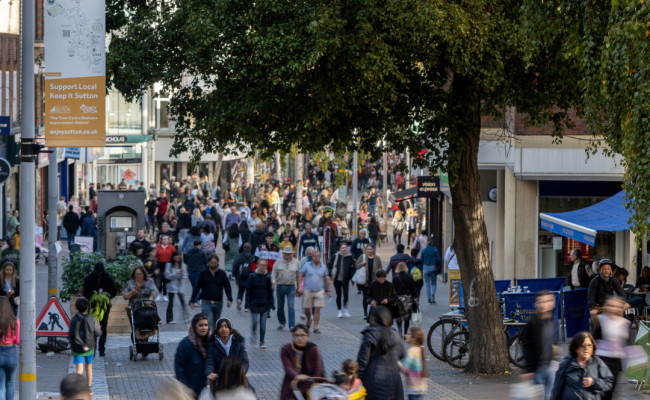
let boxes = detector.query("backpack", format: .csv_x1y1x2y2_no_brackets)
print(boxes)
239,255,256,282
410,266,422,281
70,314,96,354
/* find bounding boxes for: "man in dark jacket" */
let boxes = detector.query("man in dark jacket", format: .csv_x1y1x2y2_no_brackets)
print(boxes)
184,239,208,303
588,259,627,319
190,254,233,329
129,229,151,254
177,207,192,243
233,243,256,310
62,205,80,248
82,262,117,357
568,248,594,289
249,222,267,252
246,259,274,349
298,224,320,258
522,290,557,400
350,230,370,261
385,244,415,278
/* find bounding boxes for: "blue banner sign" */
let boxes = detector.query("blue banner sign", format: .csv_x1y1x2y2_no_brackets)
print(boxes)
503,292,561,337
563,289,589,338
516,277,566,293
0,116,9,136
64,147,81,159
458,280,513,308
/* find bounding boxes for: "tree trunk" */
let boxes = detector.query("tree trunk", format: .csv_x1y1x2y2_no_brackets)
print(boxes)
447,77,510,374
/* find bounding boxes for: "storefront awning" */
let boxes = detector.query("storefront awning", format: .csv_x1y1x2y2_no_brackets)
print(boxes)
539,191,630,246
390,187,418,202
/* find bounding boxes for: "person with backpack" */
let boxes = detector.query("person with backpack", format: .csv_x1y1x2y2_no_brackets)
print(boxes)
420,237,442,304
272,246,301,331
69,298,102,393
233,243,256,311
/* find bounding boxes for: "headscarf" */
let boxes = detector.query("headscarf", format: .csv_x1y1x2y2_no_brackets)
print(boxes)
188,314,210,360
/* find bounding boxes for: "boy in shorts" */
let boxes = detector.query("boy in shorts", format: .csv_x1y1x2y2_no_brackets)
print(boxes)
69,297,102,391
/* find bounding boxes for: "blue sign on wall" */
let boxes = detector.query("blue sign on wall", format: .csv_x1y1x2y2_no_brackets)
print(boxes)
64,147,81,159
563,289,590,338
0,116,9,136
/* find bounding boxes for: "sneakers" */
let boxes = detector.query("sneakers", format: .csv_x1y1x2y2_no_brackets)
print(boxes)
337,310,343,318
163,295,169,302
237,299,242,311
277,325,284,331
342,308,351,318
428,299,433,304
313,329,321,334
260,342,266,349
167,320,177,324
155,294,162,301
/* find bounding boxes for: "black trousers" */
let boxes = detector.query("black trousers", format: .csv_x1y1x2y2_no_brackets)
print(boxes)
334,280,349,310
166,292,186,323
97,304,111,353
600,356,621,400
357,284,369,317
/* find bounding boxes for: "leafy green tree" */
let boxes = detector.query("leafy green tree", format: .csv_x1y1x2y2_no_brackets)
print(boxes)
107,0,581,373
522,0,650,241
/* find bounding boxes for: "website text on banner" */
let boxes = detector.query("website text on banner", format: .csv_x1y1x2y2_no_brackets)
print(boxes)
44,0,105,147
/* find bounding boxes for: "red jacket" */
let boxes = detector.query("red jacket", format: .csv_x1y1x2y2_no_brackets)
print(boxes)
156,244,175,264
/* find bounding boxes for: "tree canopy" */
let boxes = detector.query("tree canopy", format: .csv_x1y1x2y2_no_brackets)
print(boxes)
107,0,588,373
523,0,650,240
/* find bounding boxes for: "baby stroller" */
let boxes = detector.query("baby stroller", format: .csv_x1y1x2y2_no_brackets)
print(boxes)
128,299,162,361
292,377,349,400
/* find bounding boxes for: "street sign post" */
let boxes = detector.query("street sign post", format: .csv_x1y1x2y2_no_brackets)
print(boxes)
0,158,11,184
0,116,9,135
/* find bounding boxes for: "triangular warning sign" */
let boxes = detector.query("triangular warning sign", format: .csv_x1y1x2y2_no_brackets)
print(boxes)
35,297,71,337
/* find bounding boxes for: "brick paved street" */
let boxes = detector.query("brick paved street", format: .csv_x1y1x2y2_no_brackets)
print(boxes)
19,238,650,399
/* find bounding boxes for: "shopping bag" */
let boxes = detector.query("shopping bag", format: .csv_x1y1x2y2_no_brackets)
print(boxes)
509,381,544,400
352,267,367,286
410,311,422,328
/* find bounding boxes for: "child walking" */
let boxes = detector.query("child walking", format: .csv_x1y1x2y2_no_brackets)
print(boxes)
399,327,428,400
335,359,366,400
69,297,102,393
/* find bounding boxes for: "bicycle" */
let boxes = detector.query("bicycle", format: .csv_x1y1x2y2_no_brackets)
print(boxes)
443,306,526,369
426,311,467,361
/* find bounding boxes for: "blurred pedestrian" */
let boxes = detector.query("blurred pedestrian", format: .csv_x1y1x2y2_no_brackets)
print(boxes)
60,373,91,400
1,262,19,316
280,324,323,400
202,357,255,400
0,296,19,400
357,306,406,400
522,290,558,400
399,327,428,400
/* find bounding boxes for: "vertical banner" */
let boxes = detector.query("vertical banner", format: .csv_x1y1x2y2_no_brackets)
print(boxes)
563,288,589,338
44,0,105,147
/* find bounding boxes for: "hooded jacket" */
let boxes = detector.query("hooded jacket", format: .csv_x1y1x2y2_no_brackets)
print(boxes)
175,324,210,396
204,333,249,378
357,324,406,400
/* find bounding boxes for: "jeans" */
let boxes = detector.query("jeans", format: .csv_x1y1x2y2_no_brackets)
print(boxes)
166,292,186,323
368,203,376,217
251,310,269,343
276,285,296,328
408,395,422,400
0,346,17,400
534,366,555,400
201,301,223,329
67,233,76,249
334,280,349,310
423,265,438,301
237,285,247,302
188,273,201,303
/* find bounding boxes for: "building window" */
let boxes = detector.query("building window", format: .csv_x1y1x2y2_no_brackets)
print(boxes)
107,90,142,135
156,97,169,129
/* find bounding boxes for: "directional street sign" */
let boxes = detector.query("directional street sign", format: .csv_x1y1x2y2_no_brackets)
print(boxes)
35,297,71,337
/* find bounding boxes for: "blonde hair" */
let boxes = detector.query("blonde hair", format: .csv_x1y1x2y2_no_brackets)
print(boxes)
396,262,408,274
155,378,194,400
193,208,202,220
408,327,429,378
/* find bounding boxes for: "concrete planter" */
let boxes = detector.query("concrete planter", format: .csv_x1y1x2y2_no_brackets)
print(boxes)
69,295,131,334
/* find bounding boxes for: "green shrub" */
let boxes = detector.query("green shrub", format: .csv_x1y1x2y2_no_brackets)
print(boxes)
60,252,106,302
60,252,141,302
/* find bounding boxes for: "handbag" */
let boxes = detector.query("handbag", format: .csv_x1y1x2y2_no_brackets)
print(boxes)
410,311,422,328
352,266,367,286
396,294,414,317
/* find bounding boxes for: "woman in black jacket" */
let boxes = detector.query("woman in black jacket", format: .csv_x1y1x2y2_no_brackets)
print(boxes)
205,318,249,386
392,262,418,339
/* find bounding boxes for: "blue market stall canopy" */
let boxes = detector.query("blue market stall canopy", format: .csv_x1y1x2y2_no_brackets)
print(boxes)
539,191,630,246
